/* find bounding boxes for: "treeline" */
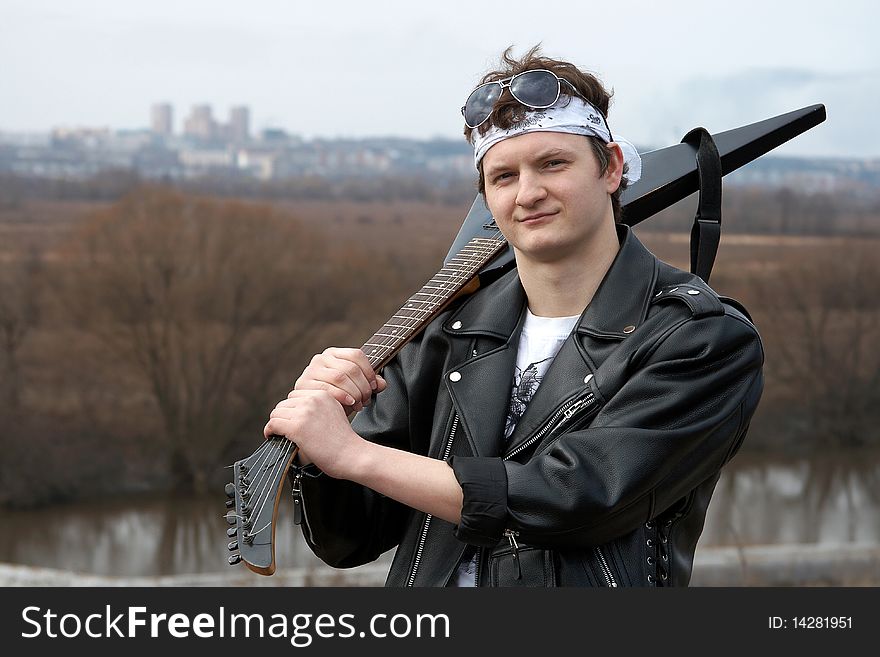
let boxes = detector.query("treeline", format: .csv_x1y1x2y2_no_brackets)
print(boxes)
646,186,880,237
0,186,442,507
0,171,477,208
2,170,880,236
0,185,878,509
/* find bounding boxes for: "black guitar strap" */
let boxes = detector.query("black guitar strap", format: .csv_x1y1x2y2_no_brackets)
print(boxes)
681,127,722,283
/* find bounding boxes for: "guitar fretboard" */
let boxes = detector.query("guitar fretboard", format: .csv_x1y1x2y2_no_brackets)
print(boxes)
361,234,507,369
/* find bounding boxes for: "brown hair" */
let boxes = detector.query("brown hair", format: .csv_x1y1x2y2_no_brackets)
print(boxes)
464,45,628,222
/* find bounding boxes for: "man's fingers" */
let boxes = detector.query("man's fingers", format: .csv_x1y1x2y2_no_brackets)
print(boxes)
325,347,379,395
295,347,381,407
292,375,358,406
325,355,373,403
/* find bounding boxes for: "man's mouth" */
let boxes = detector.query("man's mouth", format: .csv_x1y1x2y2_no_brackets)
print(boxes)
518,211,557,223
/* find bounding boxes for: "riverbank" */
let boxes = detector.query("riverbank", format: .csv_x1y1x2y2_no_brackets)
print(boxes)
3,544,878,587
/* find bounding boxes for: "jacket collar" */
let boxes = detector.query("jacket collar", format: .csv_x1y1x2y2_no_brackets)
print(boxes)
577,223,659,338
443,223,659,340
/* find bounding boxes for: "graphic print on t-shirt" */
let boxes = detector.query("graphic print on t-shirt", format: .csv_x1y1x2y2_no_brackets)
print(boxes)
504,356,555,439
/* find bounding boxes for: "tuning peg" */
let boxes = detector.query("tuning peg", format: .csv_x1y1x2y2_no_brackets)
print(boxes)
225,483,235,498
225,499,234,508
225,513,237,526
228,540,239,551
227,527,237,538
228,554,241,566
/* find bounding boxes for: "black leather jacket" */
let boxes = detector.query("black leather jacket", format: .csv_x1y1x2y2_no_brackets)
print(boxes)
298,224,764,586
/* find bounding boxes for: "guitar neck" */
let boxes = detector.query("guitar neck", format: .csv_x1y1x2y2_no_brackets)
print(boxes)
361,233,507,370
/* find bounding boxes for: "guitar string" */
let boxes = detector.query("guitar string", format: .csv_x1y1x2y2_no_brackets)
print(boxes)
253,439,295,537
370,233,503,345
239,437,289,536
247,437,290,516
363,247,505,365
243,438,283,500
226,440,274,522
363,252,502,366
246,438,295,540
362,231,506,369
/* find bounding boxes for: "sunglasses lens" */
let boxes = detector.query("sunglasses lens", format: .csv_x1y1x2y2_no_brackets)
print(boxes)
464,83,502,128
510,70,559,108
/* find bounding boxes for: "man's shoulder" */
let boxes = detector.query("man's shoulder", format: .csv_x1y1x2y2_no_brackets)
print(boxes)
651,258,756,326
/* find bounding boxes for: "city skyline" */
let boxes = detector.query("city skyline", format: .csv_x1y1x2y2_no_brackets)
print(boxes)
3,0,879,158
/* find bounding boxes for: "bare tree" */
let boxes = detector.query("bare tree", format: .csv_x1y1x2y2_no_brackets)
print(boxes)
0,248,42,411
750,243,880,451
52,187,341,491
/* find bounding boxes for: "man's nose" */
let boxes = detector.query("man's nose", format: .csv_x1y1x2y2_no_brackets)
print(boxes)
515,171,547,208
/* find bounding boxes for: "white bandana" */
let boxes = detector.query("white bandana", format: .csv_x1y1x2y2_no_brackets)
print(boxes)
470,96,642,184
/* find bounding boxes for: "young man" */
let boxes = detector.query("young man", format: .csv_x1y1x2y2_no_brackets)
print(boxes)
264,47,764,586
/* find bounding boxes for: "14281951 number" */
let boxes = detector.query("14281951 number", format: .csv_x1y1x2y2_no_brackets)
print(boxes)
791,617,852,629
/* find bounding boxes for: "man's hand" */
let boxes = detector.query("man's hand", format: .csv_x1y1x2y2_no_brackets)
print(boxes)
266,389,464,524
264,389,364,479
293,347,387,414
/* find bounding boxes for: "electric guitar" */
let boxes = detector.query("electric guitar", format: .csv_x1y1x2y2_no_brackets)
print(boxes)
223,104,826,575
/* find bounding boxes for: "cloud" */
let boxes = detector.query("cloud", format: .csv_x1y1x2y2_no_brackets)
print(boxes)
628,68,880,158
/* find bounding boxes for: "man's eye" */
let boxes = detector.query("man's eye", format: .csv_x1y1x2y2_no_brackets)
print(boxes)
545,159,565,168
494,172,514,183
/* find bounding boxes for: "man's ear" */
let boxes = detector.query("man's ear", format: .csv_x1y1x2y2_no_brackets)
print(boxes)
604,142,625,194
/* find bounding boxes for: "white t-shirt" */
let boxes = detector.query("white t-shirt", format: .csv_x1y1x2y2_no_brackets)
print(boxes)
452,308,581,586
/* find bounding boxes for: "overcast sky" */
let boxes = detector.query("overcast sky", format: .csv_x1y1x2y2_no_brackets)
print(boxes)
2,0,877,158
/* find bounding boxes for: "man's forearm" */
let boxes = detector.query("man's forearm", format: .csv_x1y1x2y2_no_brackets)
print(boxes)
346,440,464,525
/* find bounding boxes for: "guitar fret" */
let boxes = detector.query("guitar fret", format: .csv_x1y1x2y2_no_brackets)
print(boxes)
360,234,507,370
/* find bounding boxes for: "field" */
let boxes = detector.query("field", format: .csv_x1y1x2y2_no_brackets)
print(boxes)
0,192,878,505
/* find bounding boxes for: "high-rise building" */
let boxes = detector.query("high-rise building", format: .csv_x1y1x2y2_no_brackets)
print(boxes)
151,103,173,136
183,104,217,141
228,106,250,143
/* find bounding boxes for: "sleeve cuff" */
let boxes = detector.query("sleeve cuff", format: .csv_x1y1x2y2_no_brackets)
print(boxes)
449,455,508,546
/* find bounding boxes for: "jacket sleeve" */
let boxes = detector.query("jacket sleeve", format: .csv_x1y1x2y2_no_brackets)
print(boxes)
298,352,413,568
451,309,765,548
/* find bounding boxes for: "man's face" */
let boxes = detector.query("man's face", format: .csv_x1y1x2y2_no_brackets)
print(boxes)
481,131,622,265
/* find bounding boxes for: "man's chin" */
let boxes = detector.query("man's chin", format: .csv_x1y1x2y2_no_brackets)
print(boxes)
512,240,570,264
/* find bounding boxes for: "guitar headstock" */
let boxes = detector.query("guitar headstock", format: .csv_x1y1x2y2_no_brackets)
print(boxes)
224,437,298,575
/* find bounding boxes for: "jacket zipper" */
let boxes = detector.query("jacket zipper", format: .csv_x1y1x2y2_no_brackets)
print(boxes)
407,413,460,587
594,546,618,587
503,391,596,461
504,529,522,580
474,547,482,587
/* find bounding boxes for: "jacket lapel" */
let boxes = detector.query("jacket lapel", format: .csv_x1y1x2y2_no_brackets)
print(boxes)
441,270,525,458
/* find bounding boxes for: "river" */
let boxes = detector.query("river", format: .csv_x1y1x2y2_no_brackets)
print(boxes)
1,453,877,577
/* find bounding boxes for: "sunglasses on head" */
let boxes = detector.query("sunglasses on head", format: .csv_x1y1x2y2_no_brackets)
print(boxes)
462,68,612,139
